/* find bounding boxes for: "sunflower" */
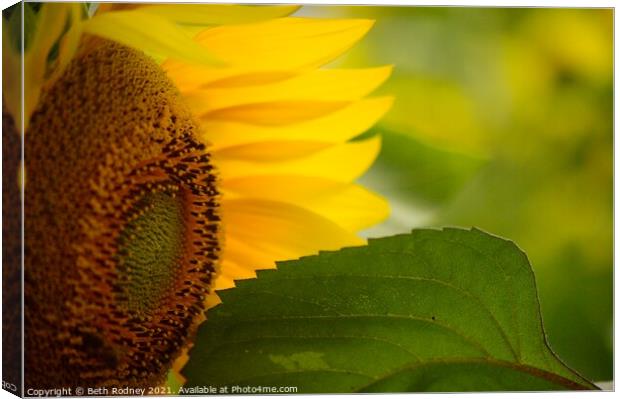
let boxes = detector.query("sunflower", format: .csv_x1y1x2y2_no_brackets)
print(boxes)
2,2,392,389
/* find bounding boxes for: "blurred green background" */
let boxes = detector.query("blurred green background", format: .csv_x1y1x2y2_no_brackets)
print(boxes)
301,6,613,382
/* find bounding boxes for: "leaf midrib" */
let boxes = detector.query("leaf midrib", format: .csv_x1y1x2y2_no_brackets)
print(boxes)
210,313,491,356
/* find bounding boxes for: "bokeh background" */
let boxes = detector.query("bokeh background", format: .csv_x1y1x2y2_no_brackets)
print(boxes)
300,6,613,383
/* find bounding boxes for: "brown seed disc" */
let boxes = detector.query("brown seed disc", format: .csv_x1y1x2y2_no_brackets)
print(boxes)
24,40,220,389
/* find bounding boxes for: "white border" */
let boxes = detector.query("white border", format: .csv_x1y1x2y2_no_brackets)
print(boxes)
0,2,616,399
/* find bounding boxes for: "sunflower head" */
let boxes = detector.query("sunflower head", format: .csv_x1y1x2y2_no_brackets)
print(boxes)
6,2,393,389
25,40,219,387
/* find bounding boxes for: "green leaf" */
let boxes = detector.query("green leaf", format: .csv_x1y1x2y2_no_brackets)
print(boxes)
183,228,596,392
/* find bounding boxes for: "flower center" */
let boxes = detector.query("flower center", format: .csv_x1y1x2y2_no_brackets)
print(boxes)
24,39,220,388
116,190,185,314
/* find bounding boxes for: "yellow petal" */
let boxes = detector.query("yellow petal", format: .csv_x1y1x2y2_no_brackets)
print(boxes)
223,176,390,231
47,5,84,85
163,62,297,90
194,18,373,69
216,259,260,292
82,10,222,65
138,4,300,25
214,141,332,162
182,66,392,114
220,198,364,275
205,292,222,308
212,271,238,291
162,17,373,81
96,4,141,13
214,136,382,182
163,18,380,90
21,3,79,131
203,100,350,125
201,97,394,150
3,12,22,129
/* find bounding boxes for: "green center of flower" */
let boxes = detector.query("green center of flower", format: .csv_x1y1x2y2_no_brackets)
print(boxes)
116,191,185,314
